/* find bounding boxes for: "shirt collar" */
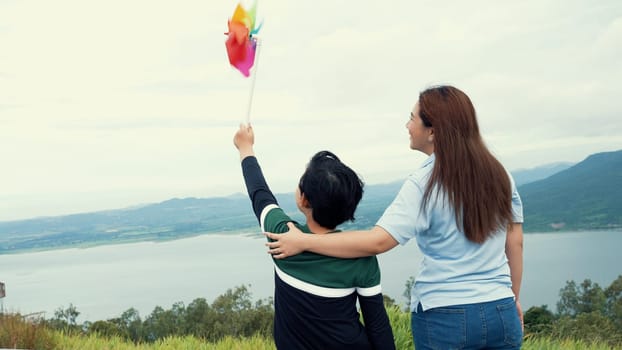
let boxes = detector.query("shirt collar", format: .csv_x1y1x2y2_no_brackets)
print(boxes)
421,153,435,168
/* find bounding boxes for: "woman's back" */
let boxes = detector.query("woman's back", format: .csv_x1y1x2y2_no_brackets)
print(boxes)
377,153,522,311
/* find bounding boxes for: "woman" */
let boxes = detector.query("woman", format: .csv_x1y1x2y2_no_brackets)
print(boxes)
265,85,524,349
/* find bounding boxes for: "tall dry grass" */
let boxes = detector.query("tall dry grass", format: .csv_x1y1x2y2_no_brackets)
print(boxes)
0,312,56,349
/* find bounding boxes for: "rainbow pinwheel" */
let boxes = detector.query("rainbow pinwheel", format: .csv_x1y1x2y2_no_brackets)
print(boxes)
225,2,262,77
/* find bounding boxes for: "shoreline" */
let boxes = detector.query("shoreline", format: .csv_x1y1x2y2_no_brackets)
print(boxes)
2,229,620,256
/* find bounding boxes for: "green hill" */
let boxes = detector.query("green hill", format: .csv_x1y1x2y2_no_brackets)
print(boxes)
519,150,622,232
0,181,401,254
1,150,620,253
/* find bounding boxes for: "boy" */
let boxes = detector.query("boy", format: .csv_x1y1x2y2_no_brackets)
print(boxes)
233,123,395,349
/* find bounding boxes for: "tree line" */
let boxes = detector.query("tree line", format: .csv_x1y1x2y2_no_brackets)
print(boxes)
41,276,622,346
45,285,273,343
524,275,622,346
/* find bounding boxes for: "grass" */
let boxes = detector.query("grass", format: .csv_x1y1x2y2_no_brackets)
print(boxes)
54,333,274,350
3,307,621,349
523,335,618,350
52,332,621,350
0,313,56,349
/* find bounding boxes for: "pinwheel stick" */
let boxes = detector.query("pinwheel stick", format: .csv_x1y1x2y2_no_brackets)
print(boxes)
246,38,262,124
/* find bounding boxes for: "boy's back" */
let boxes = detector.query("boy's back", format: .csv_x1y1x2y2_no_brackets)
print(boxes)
262,205,387,349
234,124,395,349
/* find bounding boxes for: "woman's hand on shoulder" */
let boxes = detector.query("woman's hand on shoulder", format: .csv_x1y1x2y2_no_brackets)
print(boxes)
265,222,307,259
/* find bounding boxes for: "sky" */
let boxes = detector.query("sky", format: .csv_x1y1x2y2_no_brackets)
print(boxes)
1,0,621,221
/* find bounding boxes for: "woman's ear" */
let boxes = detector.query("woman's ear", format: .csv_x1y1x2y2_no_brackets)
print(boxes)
427,128,434,143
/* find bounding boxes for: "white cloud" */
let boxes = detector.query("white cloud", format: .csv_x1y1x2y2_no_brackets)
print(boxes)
1,0,621,220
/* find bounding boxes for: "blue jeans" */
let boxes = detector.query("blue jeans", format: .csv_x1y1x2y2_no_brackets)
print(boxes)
411,297,523,350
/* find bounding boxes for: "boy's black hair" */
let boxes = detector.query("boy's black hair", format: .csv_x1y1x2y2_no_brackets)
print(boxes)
298,151,364,229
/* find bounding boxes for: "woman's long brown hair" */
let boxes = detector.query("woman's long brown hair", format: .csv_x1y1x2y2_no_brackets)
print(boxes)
419,86,512,243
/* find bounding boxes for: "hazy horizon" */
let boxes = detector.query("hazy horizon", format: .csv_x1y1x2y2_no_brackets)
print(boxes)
2,0,621,221
0,154,608,223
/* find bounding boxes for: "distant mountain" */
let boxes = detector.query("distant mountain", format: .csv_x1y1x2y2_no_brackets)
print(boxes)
2,150,620,253
0,194,260,253
519,150,622,232
0,181,402,254
512,162,574,186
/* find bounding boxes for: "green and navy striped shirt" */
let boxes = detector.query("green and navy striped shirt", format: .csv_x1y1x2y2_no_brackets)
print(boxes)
241,156,395,350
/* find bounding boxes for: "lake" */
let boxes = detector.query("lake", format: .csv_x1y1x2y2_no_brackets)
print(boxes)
1,230,620,322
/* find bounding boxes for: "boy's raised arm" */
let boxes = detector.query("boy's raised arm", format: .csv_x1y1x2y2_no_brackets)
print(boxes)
233,123,255,161
233,123,278,221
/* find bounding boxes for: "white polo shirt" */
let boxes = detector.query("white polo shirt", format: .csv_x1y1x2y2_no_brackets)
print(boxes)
376,154,524,312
